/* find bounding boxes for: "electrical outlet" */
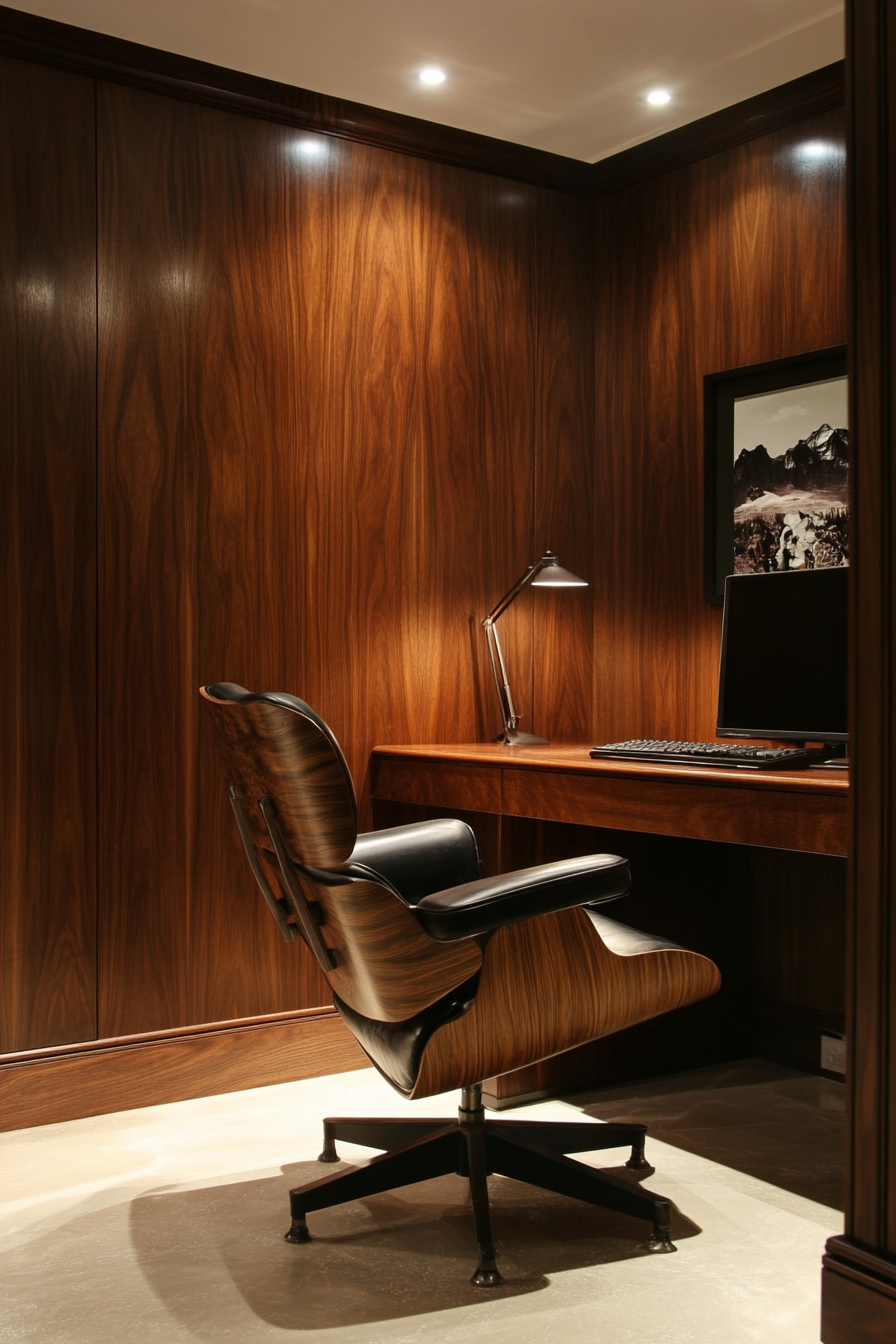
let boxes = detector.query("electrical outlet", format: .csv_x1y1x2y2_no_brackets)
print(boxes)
821,1034,846,1074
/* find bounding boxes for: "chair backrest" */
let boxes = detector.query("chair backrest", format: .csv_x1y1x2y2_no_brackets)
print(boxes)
200,684,482,1023
201,683,359,868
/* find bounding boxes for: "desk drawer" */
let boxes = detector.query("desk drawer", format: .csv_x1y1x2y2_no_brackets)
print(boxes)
370,757,502,815
501,767,848,856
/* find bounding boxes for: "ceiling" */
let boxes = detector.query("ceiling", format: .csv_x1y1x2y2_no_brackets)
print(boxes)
11,0,844,162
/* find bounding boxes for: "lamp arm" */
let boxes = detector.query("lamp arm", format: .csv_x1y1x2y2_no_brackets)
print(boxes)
482,557,548,738
484,617,517,735
482,557,547,625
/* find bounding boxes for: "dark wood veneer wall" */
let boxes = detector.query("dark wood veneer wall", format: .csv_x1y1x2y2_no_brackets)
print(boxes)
3,54,594,1052
1,20,843,1062
592,108,846,744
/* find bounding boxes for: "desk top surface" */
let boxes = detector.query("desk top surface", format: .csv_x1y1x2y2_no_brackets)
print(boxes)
370,741,849,796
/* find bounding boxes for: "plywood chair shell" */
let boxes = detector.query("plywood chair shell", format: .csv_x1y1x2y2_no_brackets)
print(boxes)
302,872,482,1023
409,905,721,1099
202,691,358,868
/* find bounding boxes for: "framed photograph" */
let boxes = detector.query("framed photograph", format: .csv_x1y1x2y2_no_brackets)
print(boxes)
704,346,848,603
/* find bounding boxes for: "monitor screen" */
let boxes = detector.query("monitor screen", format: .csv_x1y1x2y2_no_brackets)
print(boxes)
716,568,848,743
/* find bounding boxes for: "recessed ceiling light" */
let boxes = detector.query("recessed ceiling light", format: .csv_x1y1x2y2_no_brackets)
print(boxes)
646,89,672,106
419,67,447,86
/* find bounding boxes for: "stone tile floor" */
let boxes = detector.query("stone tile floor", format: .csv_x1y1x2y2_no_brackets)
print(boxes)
0,1060,842,1343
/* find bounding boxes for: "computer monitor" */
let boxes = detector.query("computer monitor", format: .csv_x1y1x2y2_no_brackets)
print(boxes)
716,568,848,746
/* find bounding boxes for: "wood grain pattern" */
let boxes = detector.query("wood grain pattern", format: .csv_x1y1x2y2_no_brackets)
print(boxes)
822,1247,896,1344
95,80,544,1039
2,29,853,1113
370,756,846,1097
412,903,720,1098
0,1011,366,1131
533,188,595,742
0,58,97,1053
593,109,846,749
370,758,503,814
822,0,896,1331
501,763,848,856
202,690,482,1020
369,745,849,856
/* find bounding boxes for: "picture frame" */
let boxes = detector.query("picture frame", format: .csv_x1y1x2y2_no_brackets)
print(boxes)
704,345,848,603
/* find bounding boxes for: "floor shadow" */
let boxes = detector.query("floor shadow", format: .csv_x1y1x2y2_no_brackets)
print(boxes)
127,1158,701,1333
567,1059,845,1211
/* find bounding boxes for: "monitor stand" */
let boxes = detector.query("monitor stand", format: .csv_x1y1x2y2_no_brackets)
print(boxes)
806,742,849,769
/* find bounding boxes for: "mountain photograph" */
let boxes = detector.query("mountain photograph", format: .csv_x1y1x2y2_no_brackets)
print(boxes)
732,416,849,575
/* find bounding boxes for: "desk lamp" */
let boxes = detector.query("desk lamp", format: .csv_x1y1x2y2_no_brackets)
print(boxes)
483,551,588,745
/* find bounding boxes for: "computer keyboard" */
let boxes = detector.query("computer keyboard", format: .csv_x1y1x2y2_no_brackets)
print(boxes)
589,739,812,769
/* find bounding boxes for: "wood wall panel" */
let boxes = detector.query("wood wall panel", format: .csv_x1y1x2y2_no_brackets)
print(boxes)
822,0,896,1332
96,84,545,1037
593,110,847,746
533,188,595,743
0,58,97,1053
98,84,201,1035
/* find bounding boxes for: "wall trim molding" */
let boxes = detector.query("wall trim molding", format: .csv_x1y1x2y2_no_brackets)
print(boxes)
0,1009,367,1130
822,1238,896,1342
0,5,843,197
589,62,845,197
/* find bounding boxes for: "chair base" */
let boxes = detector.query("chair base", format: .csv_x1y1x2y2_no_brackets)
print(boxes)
285,1086,675,1285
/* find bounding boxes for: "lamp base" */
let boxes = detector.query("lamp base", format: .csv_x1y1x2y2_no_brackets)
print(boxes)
494,729,551,746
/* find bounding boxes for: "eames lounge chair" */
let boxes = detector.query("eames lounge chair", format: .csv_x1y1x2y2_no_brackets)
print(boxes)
200,683,721,1285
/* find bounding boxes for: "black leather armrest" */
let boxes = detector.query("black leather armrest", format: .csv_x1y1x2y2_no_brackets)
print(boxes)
413,853,630,941
347,819,482,903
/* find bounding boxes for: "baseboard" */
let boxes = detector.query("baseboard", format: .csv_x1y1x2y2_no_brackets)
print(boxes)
751,997,846,1074
0,1009,368,1131
822,1237,896,1342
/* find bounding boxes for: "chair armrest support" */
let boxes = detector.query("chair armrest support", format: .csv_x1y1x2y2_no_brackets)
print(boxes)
347,819,482,903
413,853,630,941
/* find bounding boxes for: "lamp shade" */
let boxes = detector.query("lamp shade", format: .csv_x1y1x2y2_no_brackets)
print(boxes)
529,551,588,587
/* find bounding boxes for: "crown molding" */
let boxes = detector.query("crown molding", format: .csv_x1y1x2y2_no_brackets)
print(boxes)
0,4,844,198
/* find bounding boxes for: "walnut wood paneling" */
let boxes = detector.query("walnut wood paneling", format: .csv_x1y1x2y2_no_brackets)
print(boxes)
822,0,896,1333
97,82,540,1038
593,109,847,748
0,57,97,1053
748,849,846,1014
533,188,595,742
0,1011,366,1131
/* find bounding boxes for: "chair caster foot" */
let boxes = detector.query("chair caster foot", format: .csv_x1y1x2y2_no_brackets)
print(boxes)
284,1216,311,1244
317,1147,339,1163
626,1135,650,1170
646,1233,676,1253
471,1261,504,1288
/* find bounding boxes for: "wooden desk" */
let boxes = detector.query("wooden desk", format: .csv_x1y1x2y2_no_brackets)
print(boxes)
370,742,848,857
370,744,849,1106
